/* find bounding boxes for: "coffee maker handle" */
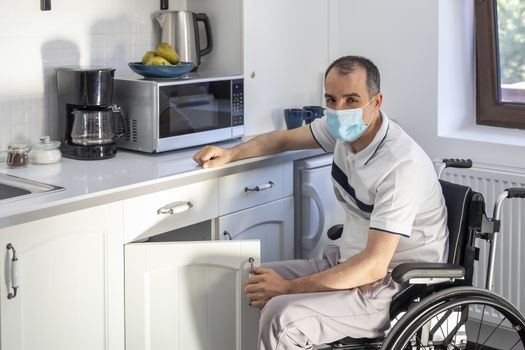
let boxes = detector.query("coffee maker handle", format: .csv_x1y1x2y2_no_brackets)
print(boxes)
195,13,214,57
111,105,127,139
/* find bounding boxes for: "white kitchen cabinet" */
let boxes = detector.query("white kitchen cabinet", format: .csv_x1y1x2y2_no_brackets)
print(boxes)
219,162,293,215
0,203,124,350
125,240,260,350
123,179,219,243
218,196,294,263
243,0,330,134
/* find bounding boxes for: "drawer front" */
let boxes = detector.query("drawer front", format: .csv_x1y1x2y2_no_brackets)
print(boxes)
123,179,219,242
219,163,286,215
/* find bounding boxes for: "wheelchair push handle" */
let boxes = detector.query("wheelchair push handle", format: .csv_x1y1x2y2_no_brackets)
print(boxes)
443,158,472,168
506,187,525,199
437,158,472,179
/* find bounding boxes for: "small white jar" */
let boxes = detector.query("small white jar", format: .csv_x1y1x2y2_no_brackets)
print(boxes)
29,136,62,165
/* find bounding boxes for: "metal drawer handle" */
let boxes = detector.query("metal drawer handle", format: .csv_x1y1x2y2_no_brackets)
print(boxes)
245,181,274,192
157,201,194,215
6,243,18,300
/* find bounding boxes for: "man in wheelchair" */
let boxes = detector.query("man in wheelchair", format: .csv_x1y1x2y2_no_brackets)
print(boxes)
193,56,525,350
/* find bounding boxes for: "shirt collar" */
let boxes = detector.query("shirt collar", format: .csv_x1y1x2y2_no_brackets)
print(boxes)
348,111,390,166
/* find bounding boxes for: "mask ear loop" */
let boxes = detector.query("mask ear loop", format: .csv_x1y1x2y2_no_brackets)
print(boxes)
363,96,377,127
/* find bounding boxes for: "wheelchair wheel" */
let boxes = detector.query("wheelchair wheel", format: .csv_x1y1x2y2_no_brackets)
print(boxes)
382,287,525,350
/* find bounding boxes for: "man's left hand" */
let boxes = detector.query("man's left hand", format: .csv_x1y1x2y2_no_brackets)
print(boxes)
244,267,290,309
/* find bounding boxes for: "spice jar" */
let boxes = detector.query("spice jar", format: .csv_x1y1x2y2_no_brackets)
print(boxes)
6,144,30,168
29,136,62,165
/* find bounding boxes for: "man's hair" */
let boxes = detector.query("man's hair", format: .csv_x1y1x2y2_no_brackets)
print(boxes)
325,56,380,97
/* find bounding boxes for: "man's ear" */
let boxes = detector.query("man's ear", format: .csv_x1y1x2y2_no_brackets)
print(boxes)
374,93,383,109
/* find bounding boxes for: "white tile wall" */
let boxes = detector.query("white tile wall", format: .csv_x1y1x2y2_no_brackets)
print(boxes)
0,0,187,152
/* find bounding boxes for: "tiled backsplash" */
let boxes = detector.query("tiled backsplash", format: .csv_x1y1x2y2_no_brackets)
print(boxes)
0,0,186,152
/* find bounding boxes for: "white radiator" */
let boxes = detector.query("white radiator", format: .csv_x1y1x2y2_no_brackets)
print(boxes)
440,162,525,321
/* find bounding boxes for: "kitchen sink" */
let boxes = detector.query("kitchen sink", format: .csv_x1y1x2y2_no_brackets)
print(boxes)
0,173,64,204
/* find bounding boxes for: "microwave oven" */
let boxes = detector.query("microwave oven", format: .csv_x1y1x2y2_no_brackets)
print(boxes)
113,74,244,153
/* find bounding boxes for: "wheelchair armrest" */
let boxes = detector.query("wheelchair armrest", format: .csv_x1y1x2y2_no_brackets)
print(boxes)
327,224,343,240
392,262,465,285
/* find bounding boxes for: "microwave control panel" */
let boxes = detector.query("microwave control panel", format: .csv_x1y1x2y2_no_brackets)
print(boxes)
232,79,244,126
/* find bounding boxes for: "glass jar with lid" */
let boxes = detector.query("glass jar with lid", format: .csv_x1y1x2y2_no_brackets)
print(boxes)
6,143,31,168
29,136,62,165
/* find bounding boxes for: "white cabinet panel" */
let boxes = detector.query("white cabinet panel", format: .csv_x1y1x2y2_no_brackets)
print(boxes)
243,0,329,134
123,179,219,243
125,240,260,350
219,163,289,215
218,197,294,263
0,203,124,350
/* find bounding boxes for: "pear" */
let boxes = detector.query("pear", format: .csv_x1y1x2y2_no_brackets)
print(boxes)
146,55,172,66
141,51,157,64
155,42,180,65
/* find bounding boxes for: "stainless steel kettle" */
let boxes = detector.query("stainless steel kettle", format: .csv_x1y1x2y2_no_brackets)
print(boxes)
155,10,214,66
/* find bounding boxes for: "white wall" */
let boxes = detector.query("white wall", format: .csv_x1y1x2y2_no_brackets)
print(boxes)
331,0,525,168
0,0,182,152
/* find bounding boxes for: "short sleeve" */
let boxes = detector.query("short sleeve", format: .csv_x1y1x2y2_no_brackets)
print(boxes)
369,161,427,237
309,116,336,152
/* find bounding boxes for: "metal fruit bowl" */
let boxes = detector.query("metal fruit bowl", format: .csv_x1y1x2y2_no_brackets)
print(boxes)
128,62,197,78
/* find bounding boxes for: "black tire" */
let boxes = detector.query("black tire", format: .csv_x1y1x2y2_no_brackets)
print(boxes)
381,287,525,350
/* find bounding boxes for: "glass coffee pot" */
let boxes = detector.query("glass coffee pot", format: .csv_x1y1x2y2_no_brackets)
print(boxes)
70,105,124,146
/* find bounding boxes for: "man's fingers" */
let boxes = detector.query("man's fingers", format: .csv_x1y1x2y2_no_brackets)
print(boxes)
195,146,214,163
253,267,273,275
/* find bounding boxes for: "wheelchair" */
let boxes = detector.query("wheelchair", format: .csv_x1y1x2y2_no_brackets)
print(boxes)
324,159,525,350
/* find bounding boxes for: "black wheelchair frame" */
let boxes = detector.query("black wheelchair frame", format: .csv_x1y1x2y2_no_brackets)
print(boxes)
325,159,525,350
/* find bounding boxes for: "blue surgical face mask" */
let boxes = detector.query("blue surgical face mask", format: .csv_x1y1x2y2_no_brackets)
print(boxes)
326,97,375,142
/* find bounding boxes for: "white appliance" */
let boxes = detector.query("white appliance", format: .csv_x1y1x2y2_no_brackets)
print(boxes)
294,153,346,259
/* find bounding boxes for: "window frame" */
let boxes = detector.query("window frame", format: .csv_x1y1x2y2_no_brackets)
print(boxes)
475,0,525,129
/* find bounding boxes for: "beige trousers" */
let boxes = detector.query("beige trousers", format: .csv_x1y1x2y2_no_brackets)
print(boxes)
257,246,402,350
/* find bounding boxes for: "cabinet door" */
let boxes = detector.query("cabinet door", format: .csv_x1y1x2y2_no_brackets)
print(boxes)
243,0,329,134
0,203,124,350
125,240,260,350
218,197,294,263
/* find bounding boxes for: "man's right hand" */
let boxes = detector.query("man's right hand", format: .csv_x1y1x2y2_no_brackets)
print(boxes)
192,145,234,168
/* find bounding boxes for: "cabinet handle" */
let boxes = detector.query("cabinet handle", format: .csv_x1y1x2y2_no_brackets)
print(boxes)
223,231,233,240
248,257,255,275
6,243,18,300
157,201,193,215
245,181,274,192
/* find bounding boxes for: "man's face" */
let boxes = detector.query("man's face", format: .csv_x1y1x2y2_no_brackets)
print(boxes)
324,67,381,125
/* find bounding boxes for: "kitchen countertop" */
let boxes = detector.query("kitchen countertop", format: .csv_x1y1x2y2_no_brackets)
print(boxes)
0,140,322,228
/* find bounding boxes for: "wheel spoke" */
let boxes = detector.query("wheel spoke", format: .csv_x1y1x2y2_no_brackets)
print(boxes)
475,305,487,350
510,337,522,350
413,333,430,350
387,292,525,350
478,316,506,350
453,307,460,345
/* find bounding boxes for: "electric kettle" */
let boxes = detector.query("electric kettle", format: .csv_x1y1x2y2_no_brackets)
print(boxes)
155,10,214,67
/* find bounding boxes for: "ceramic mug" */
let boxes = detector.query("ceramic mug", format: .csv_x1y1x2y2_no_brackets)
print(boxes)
284,109,307,129
302,106,325,124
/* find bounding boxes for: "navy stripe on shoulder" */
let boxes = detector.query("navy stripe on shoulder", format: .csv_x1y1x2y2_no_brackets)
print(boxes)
364,123,390,166
369,227,410,238
331,161,374,213
308,124,326,152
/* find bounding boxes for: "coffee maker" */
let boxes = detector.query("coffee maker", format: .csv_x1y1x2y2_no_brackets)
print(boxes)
56,67,123,160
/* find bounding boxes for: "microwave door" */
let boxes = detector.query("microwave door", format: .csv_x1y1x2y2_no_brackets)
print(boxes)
168,94,219,135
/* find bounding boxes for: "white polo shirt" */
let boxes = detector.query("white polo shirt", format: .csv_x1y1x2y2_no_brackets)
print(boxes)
309,112,448,270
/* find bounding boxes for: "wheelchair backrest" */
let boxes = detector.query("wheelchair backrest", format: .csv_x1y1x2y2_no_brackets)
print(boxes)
439,180,473,267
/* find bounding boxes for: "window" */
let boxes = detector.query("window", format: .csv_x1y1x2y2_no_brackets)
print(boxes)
475,0,525,129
